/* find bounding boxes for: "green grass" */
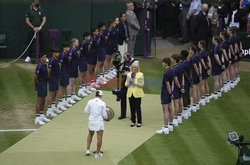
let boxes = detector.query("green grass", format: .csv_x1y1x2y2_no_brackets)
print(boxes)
119,72,250,165
1,60,250,165
0,132,30,153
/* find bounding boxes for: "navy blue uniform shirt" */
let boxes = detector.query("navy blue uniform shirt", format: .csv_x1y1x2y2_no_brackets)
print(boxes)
35,63,48,83
59,52,70,71
48,57,60,78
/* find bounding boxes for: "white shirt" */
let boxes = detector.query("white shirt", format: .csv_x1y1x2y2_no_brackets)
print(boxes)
84,98,107,121
229,10,240,28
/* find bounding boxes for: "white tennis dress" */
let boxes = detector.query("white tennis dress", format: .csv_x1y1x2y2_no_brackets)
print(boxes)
84,97,107,131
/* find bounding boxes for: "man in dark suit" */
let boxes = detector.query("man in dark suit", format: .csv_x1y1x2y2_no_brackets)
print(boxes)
193,3,210,46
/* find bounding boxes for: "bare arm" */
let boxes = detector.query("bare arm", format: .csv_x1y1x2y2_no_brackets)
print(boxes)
200,58,207,70
174,76,181,89
193,63,199,76
215,54,222,66
26,17,35,30
34,74,39,87
39,17,46,29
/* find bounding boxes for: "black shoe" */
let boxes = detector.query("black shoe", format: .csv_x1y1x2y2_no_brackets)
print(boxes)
130,123,135,127
137,123,142,127
118,116,126,120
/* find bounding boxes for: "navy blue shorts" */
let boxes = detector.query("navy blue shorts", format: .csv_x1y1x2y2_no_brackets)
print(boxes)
202,70,209,80
212,64,222,76
79,58,87,72
36,82,47,98
87,52,97,65
49,76,59,92
60,70,69,87
106,45,117,55
161,90,171,104
173,88,181,100
97,48,106,62
69,68,78,78
192,74,200,85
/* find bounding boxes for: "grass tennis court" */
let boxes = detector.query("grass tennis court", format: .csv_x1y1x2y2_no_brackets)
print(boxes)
0,59,250,165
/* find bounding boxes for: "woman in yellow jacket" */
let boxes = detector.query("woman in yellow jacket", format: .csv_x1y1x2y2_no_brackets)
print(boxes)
125,61,144,127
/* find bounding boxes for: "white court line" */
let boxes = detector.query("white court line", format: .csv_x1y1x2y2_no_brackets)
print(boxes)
0,129,37,132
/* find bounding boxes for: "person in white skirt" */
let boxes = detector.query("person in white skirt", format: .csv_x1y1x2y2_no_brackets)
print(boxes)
84,90,108,158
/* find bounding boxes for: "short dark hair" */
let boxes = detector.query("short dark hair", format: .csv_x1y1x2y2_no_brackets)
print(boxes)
171,54,180,63
82,32,90,38
91,27,98,34
119,12,126,18
109,18,116,25
51,47,60,53
39,52,46,59
62,42,70,48
213,36,221,43
198,40,206,49
180,50,189,60
220,30,228,39
98,22,106,29
162,57,171,66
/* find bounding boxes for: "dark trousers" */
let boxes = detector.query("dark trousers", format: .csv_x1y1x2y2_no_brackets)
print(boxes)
120,85,128,117
129,95,142,124
183,87,191,107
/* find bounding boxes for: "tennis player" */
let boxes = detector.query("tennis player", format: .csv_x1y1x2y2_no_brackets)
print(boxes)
84,90,108,158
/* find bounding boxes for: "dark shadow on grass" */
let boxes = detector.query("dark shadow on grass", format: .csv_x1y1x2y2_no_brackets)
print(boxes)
158,132,201,165
189,110,236,164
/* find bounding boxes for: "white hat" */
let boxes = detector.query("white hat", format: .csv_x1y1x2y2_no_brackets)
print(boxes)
96,90,103,96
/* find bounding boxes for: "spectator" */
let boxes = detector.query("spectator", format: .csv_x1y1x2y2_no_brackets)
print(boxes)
117,12,129,62
217,0,228,32
25,0,46,62
179,0,192,43
228,2,241,29
126,1,140,57
193,3,210,46
187,0,202,42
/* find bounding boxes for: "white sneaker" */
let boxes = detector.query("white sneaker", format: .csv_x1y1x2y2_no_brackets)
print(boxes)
95,152,103,158
156,127,169,134
91,82,100,88
40,114,50,123
72,95,81,101
25,56,31,63
84,88,92,94
57,103,67,111
35,117,45,125
191,105,197,112
218,92,222,97
177,116,182,123
46,110,58,118
200,99,206,106
53,107,63,113
182,112,189,119
212,93,219,99
68,98,76,104
196,104,200,110
88,87,96,92
80,91,88,97
205,96,210,103
63,101,72,108
86,150,91,156
168,124,174,131
173,119,179,126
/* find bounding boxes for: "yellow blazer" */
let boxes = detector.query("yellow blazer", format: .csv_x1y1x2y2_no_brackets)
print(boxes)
125,72,144,98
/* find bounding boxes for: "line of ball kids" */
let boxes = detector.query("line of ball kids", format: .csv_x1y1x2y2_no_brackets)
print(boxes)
34,18,121,125
156,27,244,134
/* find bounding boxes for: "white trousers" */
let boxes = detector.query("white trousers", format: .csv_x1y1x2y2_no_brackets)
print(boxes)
118,41,128,62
